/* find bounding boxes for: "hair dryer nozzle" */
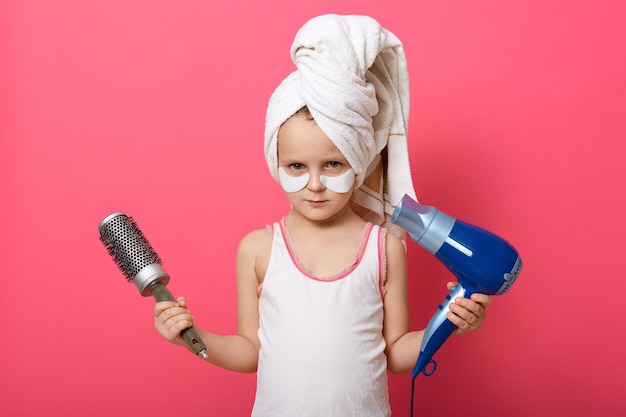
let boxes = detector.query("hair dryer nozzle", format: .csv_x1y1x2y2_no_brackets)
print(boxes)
392,194,456,254
390,194,434,238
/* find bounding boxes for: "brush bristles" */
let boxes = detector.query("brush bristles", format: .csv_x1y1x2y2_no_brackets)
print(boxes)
99,214,163,282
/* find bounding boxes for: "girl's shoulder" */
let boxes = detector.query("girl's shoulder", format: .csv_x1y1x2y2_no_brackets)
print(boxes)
237,226,274,282
238,225,274,255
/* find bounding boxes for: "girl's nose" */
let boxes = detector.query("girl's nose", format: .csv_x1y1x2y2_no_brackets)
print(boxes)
306,171,326,191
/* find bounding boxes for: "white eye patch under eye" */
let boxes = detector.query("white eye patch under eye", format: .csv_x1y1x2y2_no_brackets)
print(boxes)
320,168,355,193
278,167,356,194
278,168,310,193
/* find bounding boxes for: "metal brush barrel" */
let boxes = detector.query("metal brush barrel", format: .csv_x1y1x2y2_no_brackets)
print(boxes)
98,212,170,296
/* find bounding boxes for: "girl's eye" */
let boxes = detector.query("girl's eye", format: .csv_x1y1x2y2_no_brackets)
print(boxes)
289,163,304,171
326,161,342,169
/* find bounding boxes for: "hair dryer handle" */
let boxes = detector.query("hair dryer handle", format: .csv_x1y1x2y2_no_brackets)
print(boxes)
412,284,474,377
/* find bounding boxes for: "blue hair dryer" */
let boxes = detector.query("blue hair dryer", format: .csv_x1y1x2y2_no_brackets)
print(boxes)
391,194,522,378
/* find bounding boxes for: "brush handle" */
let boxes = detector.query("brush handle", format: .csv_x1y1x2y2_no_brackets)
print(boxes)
150,282,208,359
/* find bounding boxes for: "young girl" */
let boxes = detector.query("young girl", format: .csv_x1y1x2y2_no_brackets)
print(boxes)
154,15,492,417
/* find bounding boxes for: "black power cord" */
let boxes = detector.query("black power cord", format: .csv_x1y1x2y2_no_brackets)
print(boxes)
410,376,417,417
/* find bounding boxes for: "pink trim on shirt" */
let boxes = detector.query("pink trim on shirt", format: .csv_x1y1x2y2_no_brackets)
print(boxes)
258,221,388,299
279,219,374,282
378,227,387,299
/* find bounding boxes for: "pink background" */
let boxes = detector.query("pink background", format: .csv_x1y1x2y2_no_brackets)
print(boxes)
2,1,624,416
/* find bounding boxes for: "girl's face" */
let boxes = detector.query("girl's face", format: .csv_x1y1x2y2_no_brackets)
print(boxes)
277,114,355,222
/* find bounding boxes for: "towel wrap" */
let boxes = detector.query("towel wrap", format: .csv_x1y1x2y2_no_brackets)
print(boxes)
264,14,417,240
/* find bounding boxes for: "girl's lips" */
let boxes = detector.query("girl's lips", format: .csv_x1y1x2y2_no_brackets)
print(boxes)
306,199,326,206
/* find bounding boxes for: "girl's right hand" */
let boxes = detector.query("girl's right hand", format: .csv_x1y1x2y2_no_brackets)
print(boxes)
154,296,195,346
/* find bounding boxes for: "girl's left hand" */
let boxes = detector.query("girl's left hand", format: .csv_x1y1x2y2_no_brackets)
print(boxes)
445,281,493,334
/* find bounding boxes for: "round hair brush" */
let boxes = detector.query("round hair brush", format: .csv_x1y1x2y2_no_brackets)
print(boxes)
98,212,208,359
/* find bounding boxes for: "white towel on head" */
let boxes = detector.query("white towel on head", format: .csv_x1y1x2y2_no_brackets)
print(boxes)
264,14,417,240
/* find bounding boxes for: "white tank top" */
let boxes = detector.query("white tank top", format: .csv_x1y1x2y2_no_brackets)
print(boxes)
251,220,391,417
